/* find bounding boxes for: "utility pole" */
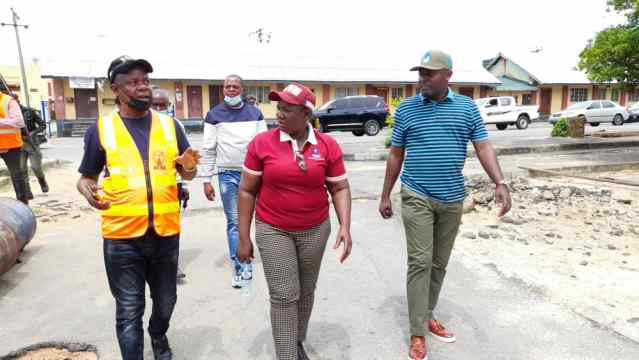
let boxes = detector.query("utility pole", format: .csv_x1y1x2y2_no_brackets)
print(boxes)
1,8,30,107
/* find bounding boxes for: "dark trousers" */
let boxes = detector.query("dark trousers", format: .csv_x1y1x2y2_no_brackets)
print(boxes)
103,230,179,360
1,148,29,203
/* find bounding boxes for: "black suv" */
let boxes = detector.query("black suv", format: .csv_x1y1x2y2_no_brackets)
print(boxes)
314,95,389,136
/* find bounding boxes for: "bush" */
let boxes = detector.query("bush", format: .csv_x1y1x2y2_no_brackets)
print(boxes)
551,118,569,137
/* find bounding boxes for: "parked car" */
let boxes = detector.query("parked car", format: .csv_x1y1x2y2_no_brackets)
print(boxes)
178,118,204,133
474,96,539,130
314,95,389,136
548,100,629,126
628,102,639,122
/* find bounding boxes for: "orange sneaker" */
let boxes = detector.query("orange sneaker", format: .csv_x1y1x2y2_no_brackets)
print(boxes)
408,335,428,360
428,319,456,343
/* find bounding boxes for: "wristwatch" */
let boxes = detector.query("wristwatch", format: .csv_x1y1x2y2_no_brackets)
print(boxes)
496,179,508,188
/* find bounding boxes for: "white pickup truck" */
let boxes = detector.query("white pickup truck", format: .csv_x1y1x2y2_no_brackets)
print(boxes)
474,96,539,130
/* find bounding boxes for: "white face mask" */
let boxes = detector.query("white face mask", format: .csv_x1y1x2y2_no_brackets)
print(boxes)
224,95,243,107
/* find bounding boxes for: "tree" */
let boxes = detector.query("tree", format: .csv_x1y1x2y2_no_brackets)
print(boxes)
578,1,639,90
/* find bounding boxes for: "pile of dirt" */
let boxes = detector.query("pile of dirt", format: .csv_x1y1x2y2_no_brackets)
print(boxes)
458,174,639,342
15,347,97,360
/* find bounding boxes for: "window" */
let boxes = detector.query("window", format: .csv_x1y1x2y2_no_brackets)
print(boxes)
391,87,404,100
500,97,512,106
570,88,588,102
602,101,615,108
245,86,270,104
335,87,359,98
596,87,607,100
629,89,639,102
522,94,533,105
611,89,620,102
349,98,365,108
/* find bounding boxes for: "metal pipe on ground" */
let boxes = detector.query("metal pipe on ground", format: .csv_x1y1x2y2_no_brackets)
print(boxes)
0,197,37,276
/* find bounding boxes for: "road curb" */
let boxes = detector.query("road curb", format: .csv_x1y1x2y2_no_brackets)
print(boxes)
343,139,639,161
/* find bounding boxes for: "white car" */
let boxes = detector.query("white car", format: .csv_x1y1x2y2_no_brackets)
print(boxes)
475,96,539,130
549,100,629,126
628,102,639,122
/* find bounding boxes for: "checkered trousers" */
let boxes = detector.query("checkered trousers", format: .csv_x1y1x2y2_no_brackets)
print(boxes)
255,218,331,360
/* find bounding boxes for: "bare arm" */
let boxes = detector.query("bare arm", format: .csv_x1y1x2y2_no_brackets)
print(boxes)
379,146,405,218
76,175,110,210
237,171,262,262
473,140,512,216
327,179,352,263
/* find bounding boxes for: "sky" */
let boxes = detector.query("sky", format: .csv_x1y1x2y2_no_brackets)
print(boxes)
0,0,629,73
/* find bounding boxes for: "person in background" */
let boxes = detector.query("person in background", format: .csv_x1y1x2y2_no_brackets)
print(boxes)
237,83,352,360
0,90,29,204
201,74,267,288
152,88,189,280
12,94,49,199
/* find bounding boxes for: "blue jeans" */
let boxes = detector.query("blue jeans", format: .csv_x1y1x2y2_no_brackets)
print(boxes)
103,230,179,360
218,169,250,274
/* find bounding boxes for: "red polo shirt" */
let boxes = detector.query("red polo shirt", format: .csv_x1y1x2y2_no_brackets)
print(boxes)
243,126,347,231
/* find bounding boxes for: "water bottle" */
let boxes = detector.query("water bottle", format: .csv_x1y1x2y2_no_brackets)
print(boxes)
240,264,254,298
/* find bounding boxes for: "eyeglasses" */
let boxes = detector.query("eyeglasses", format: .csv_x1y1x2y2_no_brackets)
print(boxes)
294,150,307,173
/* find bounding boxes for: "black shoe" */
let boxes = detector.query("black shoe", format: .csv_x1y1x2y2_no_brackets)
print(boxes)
298,342,310,360
151,335,173,360
38,177,49,193
25,191,34,200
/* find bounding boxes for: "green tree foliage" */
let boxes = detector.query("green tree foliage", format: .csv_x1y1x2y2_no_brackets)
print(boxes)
578,1,639,90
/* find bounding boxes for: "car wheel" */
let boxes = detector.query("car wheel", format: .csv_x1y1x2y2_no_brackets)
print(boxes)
352,130,365,136
612,114,624,126
496,123,508,130
590,122,600,127
516,115,530,129
364,119,381,136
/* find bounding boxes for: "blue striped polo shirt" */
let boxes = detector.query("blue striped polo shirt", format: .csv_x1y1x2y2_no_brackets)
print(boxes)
391,89,488,203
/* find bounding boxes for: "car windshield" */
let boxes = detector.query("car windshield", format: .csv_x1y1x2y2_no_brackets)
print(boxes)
318,100,336,111
475,99,488,107
566,102,590,110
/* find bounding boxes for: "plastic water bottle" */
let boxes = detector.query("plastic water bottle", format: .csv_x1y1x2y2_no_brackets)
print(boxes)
240,265,254,298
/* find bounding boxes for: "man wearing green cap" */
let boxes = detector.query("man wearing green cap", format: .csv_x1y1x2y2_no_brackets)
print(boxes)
379,50,512,360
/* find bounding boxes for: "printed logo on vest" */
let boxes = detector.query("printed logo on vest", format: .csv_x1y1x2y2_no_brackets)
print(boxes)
152,150,167,170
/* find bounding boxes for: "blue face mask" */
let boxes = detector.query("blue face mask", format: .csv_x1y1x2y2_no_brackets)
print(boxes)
224,95,243,107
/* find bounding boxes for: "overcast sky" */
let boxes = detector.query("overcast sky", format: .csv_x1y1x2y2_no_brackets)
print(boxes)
0,0,628,72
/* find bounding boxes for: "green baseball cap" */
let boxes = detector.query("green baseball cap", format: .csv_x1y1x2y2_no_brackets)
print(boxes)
410,50,453,71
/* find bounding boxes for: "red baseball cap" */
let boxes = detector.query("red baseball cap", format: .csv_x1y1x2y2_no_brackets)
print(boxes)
268,83,316,111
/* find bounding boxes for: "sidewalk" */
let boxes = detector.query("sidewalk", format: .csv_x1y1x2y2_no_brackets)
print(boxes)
341,134,639,161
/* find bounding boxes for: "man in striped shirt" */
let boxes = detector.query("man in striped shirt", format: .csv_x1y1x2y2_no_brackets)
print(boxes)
379,50,512,360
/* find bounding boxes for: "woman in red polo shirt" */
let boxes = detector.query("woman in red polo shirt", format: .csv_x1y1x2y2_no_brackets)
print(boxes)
237,83,352,360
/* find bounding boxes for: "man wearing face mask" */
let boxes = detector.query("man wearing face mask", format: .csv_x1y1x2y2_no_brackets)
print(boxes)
77,56,200,360
201,74,267,289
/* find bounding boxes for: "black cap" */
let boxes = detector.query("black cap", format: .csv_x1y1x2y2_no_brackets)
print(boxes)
107,55,153,82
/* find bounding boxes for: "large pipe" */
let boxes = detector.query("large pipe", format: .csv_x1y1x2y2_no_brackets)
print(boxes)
0,197,37,250
0,222,20,276
0,198,37,276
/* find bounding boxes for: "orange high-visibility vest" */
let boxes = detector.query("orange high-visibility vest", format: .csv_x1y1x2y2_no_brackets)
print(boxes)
98,110,180,239
0,93,23,150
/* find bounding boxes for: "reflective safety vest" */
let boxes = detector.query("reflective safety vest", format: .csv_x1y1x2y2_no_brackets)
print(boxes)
0,93,23,150
98,110,180,239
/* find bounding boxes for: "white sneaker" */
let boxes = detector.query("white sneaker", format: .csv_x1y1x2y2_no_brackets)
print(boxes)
231,274,242,288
